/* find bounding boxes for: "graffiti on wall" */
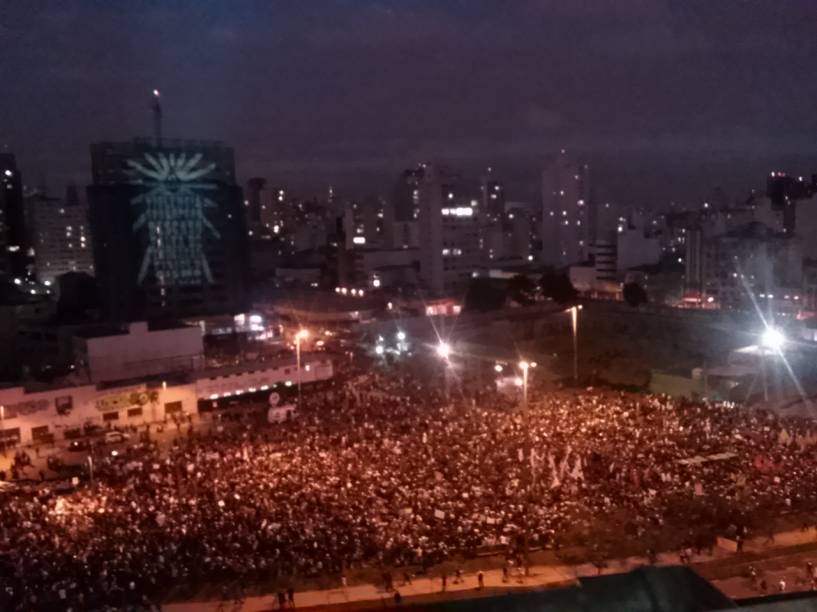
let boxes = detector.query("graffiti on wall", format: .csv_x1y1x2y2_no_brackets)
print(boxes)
3,399,51,419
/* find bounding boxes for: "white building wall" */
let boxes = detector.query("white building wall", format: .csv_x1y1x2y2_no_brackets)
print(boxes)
0,382,198,446
0,357,335,446
76,322,204,383
194,357,334,399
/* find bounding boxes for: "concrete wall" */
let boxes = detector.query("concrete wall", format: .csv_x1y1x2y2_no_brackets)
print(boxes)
0,381,198,446
77,322,204,383
0,355,336,446
194,357,334,399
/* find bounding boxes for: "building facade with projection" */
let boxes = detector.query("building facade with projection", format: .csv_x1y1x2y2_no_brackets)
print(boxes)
87,139,248,321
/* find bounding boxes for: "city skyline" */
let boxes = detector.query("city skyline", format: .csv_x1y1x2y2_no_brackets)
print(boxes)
2,1,817,206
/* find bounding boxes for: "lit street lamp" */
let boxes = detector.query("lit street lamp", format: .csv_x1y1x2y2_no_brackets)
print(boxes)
567,305,582,382
759,326,785,402
518,359,536,576
761,327,784,352
436,342,452,399
295,329,309,408
436,342,451,359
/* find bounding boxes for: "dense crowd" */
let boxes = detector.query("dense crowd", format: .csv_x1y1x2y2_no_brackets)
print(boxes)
2,369,817,610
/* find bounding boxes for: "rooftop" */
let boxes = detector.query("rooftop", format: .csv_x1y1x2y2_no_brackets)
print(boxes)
74,320,194,339
414,566,734,612
272,290,381,313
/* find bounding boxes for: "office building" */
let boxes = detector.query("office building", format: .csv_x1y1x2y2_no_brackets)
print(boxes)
792,193,817,259
392,164,427,222
391,221,419,249
702,222,802,310
615,217,661,272
87,138,248,321
245,177,266,227
541,150,593,268
27,189,94,284
766,171,813,236
684,227,704,299
480,167,505,222
0,154,26,277
342,197,387,249
417,164,480,295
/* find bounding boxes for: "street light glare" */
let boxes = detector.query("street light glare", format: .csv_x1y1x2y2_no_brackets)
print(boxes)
436,342,451,359
295,329,309,340
396,331,406,341
494,364,503,373
519,361,529,371
761,327,785,351
375,345,384,355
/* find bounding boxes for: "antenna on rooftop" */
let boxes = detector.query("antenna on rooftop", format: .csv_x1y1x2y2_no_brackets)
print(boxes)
151,89,162,146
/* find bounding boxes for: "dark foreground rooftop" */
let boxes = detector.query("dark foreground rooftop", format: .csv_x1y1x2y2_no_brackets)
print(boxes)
408,566,734,612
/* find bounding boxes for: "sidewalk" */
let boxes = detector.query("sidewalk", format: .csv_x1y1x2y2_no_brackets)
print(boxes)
165,543,749,611
165,527,817,611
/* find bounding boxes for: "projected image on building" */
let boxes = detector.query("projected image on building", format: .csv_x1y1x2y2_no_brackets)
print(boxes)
127,152,220,286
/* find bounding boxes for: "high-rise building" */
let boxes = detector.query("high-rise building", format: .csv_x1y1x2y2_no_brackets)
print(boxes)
0,154,27,277
245,177,267,227
342,197,388,249
701,222,802,310
766,171,812,236
392,164,427,222
27,187,94,284
258,185,287,231
87,138,248,321
684,227,704,299
480,167,505,222
417,164,480,295
541,150,593,268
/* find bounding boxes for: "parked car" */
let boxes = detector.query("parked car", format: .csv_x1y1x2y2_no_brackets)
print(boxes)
103,431,130,445
67,440,91,452
83,423,103,436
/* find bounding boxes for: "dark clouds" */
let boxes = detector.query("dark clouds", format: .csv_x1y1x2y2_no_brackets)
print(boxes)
1,0,817,205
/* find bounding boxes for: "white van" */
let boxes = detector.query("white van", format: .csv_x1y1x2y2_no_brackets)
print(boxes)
104,431,130,445
267,404,297,424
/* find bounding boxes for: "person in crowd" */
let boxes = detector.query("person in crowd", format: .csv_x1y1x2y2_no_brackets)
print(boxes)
1,368,816,611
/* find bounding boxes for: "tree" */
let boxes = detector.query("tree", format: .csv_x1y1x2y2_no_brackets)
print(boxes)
540,271,578,305
507,274,536,306
464,278,506,312
623,282,648,307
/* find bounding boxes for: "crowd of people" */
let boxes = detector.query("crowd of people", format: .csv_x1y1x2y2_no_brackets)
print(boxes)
2,366,817,610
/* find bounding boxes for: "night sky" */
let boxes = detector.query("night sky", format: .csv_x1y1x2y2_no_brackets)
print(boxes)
2,0,817,206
